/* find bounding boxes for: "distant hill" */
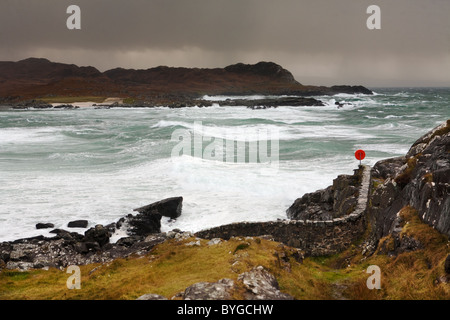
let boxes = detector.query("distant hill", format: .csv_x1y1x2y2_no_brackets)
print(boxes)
0,58,372,103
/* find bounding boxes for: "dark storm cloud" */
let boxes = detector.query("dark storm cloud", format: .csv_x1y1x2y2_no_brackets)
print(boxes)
0,0,449,86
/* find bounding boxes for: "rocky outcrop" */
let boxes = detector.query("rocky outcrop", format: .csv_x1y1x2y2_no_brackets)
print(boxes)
286,167,363,220
115,197,183,237
219,96,324,108
366,120,450,252
329,85,373,95
183,278,235,300
0,228,173,270
0,197,184,270
137,266,293,300
238,266,294,300
133,196,183,220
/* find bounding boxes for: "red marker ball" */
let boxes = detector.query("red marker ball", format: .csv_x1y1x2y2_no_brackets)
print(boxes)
355,149,366,161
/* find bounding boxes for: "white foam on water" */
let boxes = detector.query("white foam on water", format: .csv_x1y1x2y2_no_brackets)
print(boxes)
1,89,447,242
201,94,299,101
0,127,65,145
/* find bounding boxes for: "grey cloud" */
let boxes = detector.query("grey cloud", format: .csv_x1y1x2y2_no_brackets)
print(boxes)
0,0,449,86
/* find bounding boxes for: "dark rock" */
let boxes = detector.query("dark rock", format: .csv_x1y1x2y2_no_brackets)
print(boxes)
67,220,89,228
445,255,450,274
367,120,450,246
116,235,144,247
83,225,110,247
36,223,54,229
49,229,83,241
221,96,324,108
134,196,183,220
330,85,373,95
74,241,100,254
117,211,162,237
286,167,362,221
53,104,78,109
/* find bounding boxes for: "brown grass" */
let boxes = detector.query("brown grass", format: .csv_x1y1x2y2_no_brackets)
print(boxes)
1,207,448,300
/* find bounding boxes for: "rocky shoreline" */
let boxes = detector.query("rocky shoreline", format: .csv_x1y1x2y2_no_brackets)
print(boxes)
1,95,342,110
1,120,448,273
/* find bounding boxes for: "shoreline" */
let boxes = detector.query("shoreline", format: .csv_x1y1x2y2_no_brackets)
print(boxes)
1,119,448,267
0,94,356,111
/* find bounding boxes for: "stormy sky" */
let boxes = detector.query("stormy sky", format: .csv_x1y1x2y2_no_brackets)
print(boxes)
0,0,449,87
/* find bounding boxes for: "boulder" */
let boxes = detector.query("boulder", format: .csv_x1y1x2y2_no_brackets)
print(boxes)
36,223,54,229
183,278,235,300
134,196,183,219
67,220,89,228
238,266,294,300
116,211,162,237
83,224,110,247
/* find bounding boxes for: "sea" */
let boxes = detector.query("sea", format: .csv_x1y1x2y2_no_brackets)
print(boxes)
0,87,449,242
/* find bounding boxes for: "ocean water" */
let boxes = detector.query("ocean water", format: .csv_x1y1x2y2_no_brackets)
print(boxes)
0,88,449,242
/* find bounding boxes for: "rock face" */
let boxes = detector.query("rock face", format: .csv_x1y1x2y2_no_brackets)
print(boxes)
367,120,450,247
286,167,362,221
